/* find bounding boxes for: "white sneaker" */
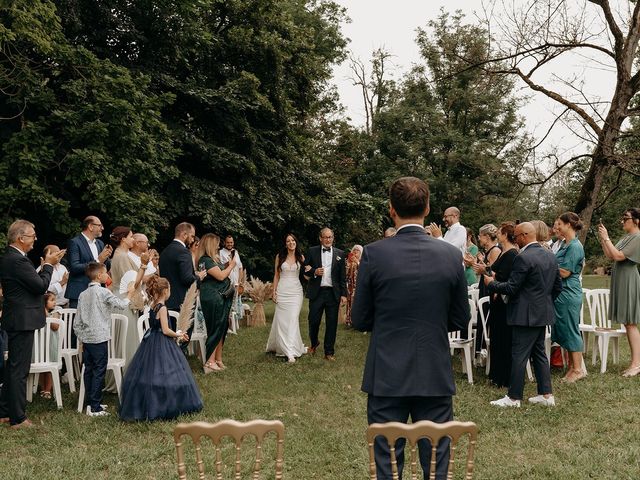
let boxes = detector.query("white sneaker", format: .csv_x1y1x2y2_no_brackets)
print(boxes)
490,395,521,408
86,406,110,417
528,394,556,406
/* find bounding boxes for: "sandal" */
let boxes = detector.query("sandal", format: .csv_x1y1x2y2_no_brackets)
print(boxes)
40,391,52,399
215,361,227,370
622,365,640,377
203,362,221,374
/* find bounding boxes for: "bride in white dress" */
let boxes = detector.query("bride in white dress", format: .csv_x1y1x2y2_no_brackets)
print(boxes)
266,234,308,363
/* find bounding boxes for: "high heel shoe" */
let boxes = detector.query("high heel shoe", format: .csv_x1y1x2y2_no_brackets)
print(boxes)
203,362,221,374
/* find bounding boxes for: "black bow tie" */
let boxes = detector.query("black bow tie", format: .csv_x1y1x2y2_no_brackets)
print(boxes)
322,248,331,253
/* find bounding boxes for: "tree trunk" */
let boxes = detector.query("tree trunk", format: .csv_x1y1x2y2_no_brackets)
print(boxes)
574,154,611,243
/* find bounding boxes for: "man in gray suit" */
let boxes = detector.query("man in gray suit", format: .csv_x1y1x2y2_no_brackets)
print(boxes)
485,222,562,408
352,177,470,479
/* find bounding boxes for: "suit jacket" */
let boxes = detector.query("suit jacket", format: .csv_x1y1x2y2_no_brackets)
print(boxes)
65,233,110,301
0,247,53,331
304,245,347,301
487,243,562,327
159,240,197,311
352,226,470,397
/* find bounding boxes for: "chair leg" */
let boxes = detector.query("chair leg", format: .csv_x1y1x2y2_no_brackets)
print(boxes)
485,346,491,376
198,339,206,364
526,361,533,382
592,337,600,366
26,374,34,402
64,355,76,393
464,346,473,384
112,367,123,399
77,364,86,413
600,337,610,374
51,369,63,410
612,337,620,364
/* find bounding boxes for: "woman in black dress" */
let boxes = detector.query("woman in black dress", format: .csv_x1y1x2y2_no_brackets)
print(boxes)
487,222,519,387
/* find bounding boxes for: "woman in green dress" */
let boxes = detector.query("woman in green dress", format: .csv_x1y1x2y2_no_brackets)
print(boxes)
598,208,640,377
197,234,236,374
464,228,479,286
552,212,586,383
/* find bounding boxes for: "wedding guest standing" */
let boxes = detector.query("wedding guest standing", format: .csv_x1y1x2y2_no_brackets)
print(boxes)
464,229,479,286
37,245,69,307
352,177,469,478
198,234,236,373
266,234,307,363
220,235,244,322
0,220,63,428
552,212,586,383
65,216,112,308
429,206,466,255
486,222,518,388
345,245,363,326
598,208,640,377
108,227,137,293
303,228,347,361
119,276,203,421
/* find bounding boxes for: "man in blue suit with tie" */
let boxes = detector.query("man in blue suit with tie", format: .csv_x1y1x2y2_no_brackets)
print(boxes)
65,216,112,308
352,177,470,479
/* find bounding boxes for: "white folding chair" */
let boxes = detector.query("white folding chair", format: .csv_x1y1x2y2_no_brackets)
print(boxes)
58,308,80,392
449,299,476,384
28,318,65,409
467,287,480,309
579,288,594,353
169,309,207,361
137,312,150,344
587,289,626,373
228,311,239,335
476,296,491,375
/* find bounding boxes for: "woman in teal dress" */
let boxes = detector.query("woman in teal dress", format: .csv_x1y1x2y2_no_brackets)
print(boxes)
464,228,479,286
598,208,640,377
197,233,236,374
552,212,586,383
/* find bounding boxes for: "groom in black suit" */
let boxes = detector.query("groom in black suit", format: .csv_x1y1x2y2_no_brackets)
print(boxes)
0,220,64,428
352,177,470,479
304,228,347,360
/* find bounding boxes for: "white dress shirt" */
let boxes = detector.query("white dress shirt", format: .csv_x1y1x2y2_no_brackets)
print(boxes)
320,246,333,287
81,232,99,260
37,263,69,306
128,251,157,275
438,222,467,255
219,248,243,286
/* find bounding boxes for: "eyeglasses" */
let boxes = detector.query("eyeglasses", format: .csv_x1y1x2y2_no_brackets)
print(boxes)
21,234,37,240
621,216,633,222
515,232,526,238
91,223,103,228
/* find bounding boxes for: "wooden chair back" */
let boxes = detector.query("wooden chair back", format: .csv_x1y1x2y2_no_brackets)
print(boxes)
174,420,285,479
366,420,478,480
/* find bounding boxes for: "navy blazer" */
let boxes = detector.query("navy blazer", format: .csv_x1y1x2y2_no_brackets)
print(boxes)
352,226,470,397
159,240,197,311
304,245,347,301
487,243,562,327
0,247,53,331
65,234,110,301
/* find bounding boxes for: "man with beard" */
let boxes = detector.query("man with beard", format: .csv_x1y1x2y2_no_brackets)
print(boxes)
429,207,467,256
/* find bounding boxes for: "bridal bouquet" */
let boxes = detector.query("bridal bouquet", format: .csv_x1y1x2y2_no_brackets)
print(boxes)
242,275,272,327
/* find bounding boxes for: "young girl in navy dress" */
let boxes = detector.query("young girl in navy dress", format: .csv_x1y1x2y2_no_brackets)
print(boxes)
119,276,203,421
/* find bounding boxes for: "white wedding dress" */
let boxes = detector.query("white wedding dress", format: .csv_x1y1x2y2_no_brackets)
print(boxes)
266,261,307,359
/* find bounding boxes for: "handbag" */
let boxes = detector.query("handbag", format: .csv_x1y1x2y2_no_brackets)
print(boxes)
221,281,235,299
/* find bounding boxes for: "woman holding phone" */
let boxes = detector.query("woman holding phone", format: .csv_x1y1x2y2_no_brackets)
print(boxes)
598,208,640,377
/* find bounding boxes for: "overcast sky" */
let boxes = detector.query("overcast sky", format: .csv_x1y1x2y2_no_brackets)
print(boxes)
331,0,617,155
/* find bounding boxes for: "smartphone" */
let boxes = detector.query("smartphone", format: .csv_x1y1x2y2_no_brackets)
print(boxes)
230,249,236,258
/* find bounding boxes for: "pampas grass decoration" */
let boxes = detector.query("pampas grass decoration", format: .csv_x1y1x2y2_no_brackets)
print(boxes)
243,275,273,327
177,282,198,333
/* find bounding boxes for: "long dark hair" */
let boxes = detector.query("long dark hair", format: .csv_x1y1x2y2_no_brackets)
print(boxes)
277,233,304,271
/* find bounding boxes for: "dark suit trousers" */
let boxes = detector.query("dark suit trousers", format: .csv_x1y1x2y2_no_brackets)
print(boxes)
82,342,108,412
308,288,339,355
508,326,552,400
367,395,453,480
0,330,35,425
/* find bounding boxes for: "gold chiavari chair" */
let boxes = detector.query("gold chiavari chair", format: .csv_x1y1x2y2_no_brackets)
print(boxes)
173,419,285,479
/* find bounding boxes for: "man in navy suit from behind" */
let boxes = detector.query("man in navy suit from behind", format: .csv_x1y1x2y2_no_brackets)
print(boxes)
352,177,470,479
65,216,112,308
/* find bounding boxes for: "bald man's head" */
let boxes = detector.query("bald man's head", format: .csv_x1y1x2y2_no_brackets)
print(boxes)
443,207,460,227
131,233,150,254
514,222,536,248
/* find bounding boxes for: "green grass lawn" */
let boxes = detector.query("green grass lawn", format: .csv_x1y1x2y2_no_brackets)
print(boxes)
3,275,639,479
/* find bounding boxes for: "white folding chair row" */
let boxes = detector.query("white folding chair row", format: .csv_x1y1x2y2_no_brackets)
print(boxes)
449,299,476,384
137,309,206,363
77,313,129,412
28,318,65,409
586,288,626,373
58,308,80,392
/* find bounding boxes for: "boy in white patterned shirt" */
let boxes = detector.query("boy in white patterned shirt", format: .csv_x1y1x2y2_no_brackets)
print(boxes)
74,261,144,416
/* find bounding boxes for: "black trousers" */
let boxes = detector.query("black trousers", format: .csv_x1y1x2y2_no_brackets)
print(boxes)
508,325,552,400
0,330,35,425
308,288,339,355
82,342,108,412
367,395,453,480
